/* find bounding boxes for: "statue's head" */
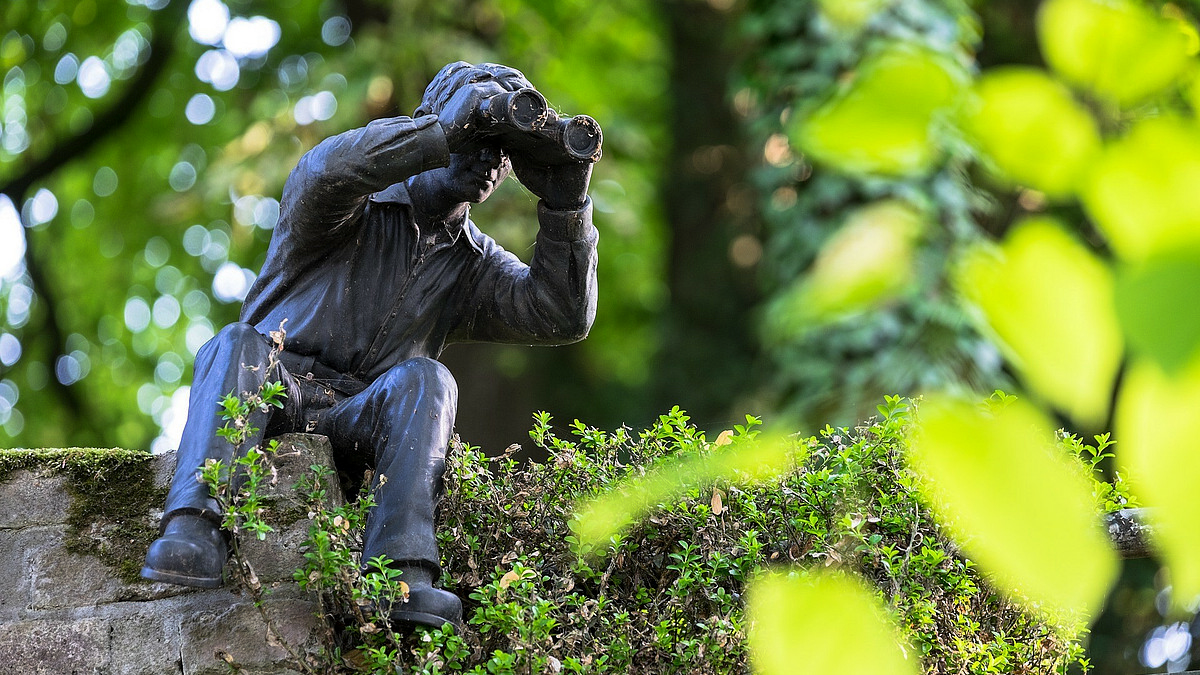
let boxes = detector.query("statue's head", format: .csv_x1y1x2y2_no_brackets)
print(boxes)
414,62,532,205
414,61,533,118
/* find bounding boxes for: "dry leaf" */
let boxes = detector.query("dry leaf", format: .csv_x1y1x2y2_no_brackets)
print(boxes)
711,488,725,515
399,580,410,601
499,570,521,590
715,430,735,446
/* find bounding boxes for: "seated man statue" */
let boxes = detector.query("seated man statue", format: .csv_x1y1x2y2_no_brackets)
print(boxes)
140,61,599,630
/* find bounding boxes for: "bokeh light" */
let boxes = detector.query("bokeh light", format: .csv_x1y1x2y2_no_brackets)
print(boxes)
185,93,215,124
321,16,351,47
212,261,255,302
0,196,26,279
223,17,281,59
77,56,111,98
188,0,230,46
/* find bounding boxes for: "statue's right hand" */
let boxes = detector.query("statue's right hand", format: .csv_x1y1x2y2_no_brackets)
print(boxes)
438,81,507,153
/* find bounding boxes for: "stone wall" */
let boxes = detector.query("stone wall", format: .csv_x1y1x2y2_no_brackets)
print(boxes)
0,435,338,675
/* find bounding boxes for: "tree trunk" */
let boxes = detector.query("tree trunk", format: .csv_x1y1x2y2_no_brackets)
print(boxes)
652,0,760,427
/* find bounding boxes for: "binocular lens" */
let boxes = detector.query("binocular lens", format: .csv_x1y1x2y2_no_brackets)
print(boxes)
477,88,603,163
562,116,602,162
480,88,548,132
509,91,543,129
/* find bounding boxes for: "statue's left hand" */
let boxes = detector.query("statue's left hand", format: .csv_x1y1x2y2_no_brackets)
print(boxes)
510,154,592,211
439,81,507,153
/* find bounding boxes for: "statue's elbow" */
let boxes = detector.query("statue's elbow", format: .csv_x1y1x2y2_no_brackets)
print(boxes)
568,303,592,338
559,305,594,344
566,322,592,343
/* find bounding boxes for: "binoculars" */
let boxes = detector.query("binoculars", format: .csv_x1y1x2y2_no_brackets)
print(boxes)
476,88,603,164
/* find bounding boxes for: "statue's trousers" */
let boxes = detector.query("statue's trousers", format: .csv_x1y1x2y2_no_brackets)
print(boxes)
163,322,456,574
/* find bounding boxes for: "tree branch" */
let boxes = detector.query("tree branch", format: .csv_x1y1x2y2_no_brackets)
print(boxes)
1107,508,1154,559
0,1,187,442
0,1,187,200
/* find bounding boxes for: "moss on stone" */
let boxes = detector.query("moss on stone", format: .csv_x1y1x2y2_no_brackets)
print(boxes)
0,447,165,584
0,447,150,481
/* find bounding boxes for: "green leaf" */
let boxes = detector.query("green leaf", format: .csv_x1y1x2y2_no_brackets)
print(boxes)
957,217,1123,426
816,0,893,31
748,570,919,675
911,395,1118,618
1081,116,1200,262
791,43,965,176
964,67,1100,196
571,434,797,553
1116,360,1200,610
1115,253,1200,374
771,200,925,330
1038,0,1191,106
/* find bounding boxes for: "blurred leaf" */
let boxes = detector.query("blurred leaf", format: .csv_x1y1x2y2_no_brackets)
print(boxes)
772,200,925,331
791,44,964,176
748,570,919,675
911,395,1118,618
1114,253,1200,374
816,0,893,31
1038,0,1191,106
965,67,1100,196
1081,116,1200,262
572,434,797,553
1115,359,1200,609
957,217,1122,426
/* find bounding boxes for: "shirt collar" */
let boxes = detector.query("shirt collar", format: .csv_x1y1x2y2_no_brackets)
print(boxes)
369,182,482,255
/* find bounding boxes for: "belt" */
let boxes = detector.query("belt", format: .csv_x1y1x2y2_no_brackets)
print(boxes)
276,350,368,397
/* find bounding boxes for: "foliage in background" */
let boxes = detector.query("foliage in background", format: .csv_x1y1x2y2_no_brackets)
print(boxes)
738,0,1005,429
963,0,1200,619
744,0,1200,669
0,0,668,450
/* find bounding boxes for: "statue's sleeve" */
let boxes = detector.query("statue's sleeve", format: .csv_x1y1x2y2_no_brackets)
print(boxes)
451,199,598,345
277,115,450,241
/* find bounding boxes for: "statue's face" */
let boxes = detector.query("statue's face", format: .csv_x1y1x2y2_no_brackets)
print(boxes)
445,144,511,204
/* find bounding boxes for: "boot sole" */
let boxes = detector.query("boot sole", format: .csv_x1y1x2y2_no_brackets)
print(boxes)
391,609,463,632
140,565,224,589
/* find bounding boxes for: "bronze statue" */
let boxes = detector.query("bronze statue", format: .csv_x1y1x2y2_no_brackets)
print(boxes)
141,62,601,630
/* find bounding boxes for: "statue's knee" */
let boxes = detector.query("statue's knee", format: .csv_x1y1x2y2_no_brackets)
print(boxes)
381,358,457,405
196,322,261,361
206,322,261,350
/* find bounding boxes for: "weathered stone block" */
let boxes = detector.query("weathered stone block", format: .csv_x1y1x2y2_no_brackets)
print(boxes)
98,603,186,675
0,616,112,674
0,435,340,675
237,434,343,585
0,469,70,528
0,525,58,617
29,524,126,610
179,594,323,675
30,536,197,609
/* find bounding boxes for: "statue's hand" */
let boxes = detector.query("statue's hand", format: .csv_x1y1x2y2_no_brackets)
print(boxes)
438,81,506,153
510,153,592,211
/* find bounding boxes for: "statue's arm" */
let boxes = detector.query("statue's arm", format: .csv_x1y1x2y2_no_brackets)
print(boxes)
278,115,451,239
451,199,598,345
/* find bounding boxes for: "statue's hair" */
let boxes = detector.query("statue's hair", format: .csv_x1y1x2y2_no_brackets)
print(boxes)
414,61,533,117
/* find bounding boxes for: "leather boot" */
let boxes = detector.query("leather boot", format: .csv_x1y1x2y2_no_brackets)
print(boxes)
141,513,227,588
387,564,464,631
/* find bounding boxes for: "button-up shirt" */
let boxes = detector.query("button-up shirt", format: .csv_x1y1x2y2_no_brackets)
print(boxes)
240,114,598,383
